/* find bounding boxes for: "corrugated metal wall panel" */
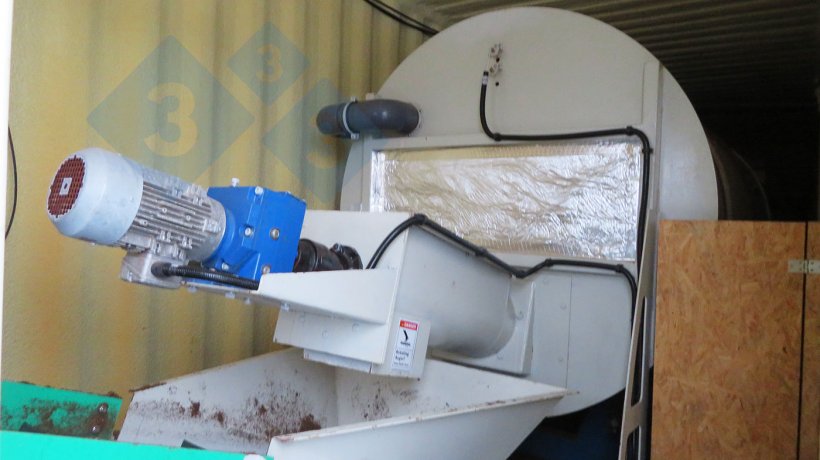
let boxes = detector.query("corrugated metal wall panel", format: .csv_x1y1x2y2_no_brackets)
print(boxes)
402,0,819,109
4,0,424,397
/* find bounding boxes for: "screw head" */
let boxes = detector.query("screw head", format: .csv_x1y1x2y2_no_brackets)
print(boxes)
90,425,102,434
261,265,271,274
231,178,240,187
221,262,230,271
270,228,280,240
254,186,264,196
97,403,109,414
244,227,254,237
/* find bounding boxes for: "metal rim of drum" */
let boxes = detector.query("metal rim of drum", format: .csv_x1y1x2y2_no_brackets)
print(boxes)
47,156,86,218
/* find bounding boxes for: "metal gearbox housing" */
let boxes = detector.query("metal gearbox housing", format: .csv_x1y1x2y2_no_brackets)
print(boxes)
203,187,306,282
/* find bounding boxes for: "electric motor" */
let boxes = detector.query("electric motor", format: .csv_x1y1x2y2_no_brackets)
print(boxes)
47,148,312,289
47,148,227,287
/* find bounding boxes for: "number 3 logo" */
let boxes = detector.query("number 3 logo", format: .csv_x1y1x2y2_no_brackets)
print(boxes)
144,82,198,157
256,44,283,84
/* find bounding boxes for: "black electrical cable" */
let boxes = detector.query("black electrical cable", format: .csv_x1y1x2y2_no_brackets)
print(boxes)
362,0,438,36
5,127,17,239
479,70,653,267
151,262,260,291
367,214,638,307
363,0,438,35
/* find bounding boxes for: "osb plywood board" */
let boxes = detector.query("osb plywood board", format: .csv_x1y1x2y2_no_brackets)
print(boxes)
801,222,820,460
652,221,805,460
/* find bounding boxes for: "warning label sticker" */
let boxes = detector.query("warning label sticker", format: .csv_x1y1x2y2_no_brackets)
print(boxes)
391,319,419,371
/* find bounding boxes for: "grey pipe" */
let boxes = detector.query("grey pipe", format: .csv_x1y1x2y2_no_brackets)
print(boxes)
316,99,420,139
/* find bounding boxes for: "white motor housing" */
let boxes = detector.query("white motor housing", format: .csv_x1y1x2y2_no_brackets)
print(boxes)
47,148,226,287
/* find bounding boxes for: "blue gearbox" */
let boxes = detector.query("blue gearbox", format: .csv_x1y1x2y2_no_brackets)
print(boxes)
203,186,306,281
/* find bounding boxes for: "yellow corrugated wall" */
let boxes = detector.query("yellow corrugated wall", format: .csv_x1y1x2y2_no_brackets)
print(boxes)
4,0,424,397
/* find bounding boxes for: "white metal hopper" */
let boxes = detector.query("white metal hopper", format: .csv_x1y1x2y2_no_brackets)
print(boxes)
119,348,568,459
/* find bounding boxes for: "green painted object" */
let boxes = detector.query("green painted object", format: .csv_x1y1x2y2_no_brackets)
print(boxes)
0,431,272,459
1,381,122,439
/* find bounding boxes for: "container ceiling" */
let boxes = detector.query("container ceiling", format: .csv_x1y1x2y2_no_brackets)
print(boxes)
400,0,819,110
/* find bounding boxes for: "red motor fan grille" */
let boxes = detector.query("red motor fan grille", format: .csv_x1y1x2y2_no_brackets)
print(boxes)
47,156,86,217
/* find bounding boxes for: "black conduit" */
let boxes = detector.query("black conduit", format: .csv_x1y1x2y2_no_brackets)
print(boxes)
367,214,638,309
152,263,260,291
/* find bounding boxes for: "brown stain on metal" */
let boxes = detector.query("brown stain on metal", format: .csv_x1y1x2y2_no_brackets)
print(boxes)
350,382,391,421
372,388,389,419
3,399,115,439
189,401,201,418
297,414,321,432
129,383,325,445
397,389,418,403
34,408,56,432
86,410,108,434
235,387,323,441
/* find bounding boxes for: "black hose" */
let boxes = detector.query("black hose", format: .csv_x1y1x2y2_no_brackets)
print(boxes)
367,214,637,308
6,127,17,239
365,214,426,269
479,71,652,268
362,0,438,36
152,263,260,290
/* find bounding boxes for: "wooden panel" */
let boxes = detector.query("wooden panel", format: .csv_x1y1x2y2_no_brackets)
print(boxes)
652,221,805,459
801,222,820,459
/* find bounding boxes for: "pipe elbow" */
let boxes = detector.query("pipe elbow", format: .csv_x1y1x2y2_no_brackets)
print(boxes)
316,99,420,139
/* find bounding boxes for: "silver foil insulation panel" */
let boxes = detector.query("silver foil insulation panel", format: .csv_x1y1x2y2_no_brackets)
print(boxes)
370,141,640,261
